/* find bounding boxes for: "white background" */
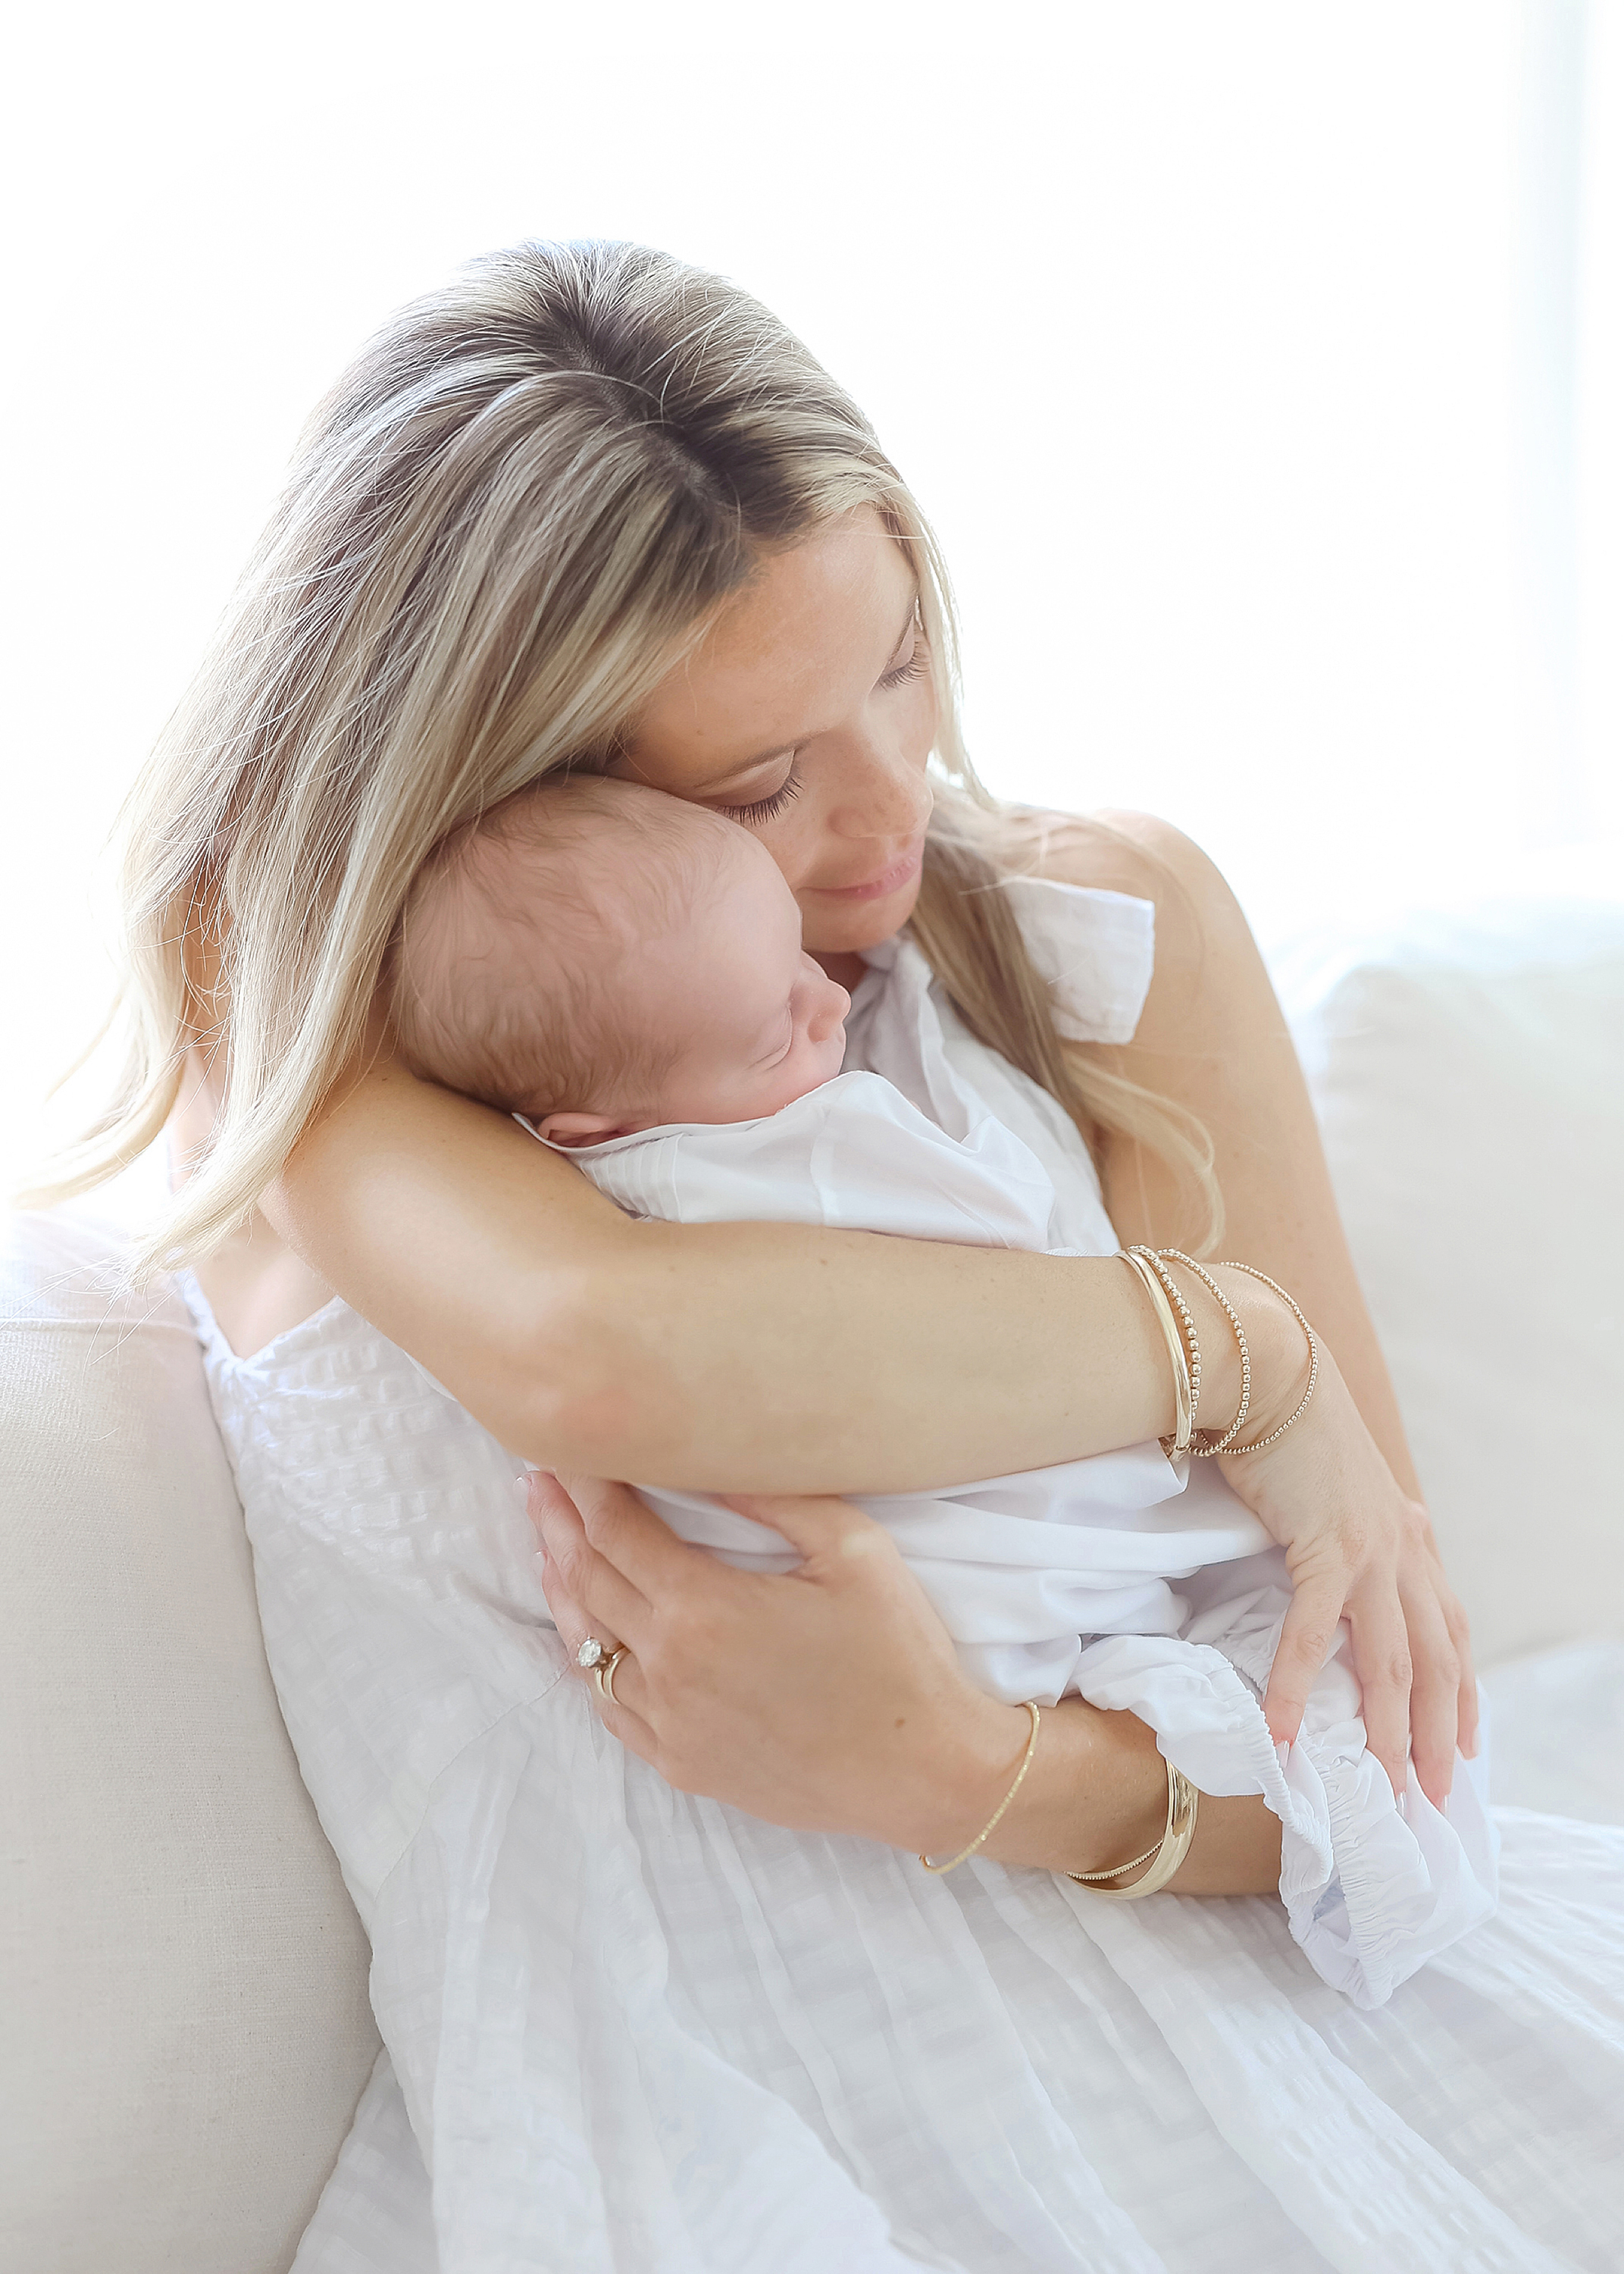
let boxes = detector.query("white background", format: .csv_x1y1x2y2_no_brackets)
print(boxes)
2,0,1619,1189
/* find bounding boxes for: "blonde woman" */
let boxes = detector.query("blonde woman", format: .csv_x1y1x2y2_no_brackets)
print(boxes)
60,243,1621,2269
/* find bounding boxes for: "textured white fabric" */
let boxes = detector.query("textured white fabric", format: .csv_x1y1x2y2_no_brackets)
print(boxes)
0,1208,379,2274
174,880,1624,2270
525,901,1494,2005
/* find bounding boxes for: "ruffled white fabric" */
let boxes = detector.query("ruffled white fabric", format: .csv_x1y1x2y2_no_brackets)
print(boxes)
524,892,1495,2007
180,879,1624,2272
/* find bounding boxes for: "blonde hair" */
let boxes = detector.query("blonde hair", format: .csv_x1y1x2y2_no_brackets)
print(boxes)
38,239,1218,1273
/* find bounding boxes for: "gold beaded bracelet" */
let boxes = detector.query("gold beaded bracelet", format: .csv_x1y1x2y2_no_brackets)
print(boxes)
1157,1252,1321,1457
1128,1248,1321,1461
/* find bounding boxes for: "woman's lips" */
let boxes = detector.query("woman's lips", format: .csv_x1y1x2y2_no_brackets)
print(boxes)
807,842,924,903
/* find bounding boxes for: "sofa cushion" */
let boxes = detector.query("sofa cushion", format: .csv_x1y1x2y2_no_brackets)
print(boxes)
1275,891,1624,1668
0,1209,378,2274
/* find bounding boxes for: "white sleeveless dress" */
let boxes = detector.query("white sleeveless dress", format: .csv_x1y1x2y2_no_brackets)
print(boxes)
183,882,1624,2274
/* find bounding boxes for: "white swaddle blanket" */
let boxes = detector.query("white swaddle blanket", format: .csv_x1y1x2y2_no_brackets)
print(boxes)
524,878,1497,2006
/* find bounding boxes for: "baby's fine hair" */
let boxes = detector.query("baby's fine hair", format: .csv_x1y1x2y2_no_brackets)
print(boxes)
390,777,737,1119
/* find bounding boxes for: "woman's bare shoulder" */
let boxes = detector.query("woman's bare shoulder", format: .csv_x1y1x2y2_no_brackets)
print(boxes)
1002,807,1240,947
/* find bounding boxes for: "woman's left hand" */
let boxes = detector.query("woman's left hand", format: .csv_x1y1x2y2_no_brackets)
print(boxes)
527,1470,1022,1850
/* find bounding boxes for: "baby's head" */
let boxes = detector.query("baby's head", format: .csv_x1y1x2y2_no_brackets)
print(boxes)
390,777,851,1143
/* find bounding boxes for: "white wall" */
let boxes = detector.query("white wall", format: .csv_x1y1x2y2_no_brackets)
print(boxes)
2,0,1618,1186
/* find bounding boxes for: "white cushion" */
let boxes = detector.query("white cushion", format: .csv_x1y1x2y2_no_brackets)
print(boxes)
1478,1639,1624,1824
0,1209,377,2274
1274,891,1624,1668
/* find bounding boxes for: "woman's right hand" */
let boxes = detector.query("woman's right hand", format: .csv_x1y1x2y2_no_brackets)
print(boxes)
1203,1269,1477,1813
527,1470,1031,1855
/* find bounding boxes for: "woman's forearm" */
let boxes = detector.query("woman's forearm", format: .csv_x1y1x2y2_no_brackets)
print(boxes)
268,1052,1248,1491
534,1475,1284,1897
918,1691,1281,1894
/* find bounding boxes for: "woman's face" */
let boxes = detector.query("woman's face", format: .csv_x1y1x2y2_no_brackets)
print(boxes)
614,508,937,969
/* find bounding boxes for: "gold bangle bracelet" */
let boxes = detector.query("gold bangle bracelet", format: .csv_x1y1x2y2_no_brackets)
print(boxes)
1117,1249,1194,1456
918,1701,1041,1875
1067,1759,1200,1900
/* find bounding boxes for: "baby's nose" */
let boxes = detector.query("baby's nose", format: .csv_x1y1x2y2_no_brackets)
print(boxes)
810,982,851,1040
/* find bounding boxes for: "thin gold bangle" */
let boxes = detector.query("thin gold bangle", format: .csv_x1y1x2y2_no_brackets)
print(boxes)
1066,1834,1163,1884
1117,1249,1194,1455
918,1702,1042,1875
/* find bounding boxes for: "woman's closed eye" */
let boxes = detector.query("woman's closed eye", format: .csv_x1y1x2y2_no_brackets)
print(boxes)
716,624,925,825
877,628,929,691
718,763,803,827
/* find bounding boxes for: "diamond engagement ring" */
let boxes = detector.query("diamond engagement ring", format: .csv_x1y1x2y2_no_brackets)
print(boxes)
576,1637,606,1670
593,1648,630,1709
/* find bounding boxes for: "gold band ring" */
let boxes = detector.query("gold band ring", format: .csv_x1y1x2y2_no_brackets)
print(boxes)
592,1647,629,1709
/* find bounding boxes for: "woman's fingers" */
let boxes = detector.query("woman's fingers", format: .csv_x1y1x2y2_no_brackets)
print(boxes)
1344,1585,1413,1804
1397,1570,1461,1809
1263,1571,1345,1749
555,1469,717,1604
1455,1627,1481,1763
537,1546,622,1663
527,1472,652,1648
721,1490,887,1571
1433,1560,1480,1761
534,1529,660,1761
587,1652,662,1767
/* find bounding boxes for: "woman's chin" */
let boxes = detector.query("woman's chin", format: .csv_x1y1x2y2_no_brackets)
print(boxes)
802,875,924,958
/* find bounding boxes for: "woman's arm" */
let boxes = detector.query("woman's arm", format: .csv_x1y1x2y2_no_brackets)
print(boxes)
266,1046,1200,1491
1022,810,1477,1794
270,813,1470,1803
1047,809,1424,1493
534,1475,1281,1893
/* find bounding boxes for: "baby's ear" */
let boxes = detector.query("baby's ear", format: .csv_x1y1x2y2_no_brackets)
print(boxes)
534,1110,631,1148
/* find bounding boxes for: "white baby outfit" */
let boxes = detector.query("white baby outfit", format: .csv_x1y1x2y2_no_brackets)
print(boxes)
181,876,1624,2274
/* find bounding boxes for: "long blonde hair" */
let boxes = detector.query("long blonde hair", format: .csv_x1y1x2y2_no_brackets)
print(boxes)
38,240,1218,1274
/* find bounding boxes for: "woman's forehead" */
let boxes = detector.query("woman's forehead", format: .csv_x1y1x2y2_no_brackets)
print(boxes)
623,512,915,789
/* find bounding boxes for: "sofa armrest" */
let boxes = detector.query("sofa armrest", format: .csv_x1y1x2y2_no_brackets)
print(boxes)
0,1209,379,2274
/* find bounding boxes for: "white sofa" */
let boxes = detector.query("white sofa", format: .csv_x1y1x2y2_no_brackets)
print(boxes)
3,888,1622,2274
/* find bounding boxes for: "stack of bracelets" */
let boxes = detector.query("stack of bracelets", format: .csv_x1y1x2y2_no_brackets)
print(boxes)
918,1248,1320,1897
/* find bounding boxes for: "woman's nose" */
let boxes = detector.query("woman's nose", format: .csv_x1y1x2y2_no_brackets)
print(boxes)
822,730,933,844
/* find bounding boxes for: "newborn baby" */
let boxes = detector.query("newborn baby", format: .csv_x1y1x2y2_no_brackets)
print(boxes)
392,774,1496,2006
393,772,852,1143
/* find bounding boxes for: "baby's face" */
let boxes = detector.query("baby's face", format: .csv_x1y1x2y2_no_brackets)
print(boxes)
540,831,852,1144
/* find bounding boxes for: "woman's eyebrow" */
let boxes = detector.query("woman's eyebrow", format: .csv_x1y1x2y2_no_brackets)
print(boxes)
691,590,922,788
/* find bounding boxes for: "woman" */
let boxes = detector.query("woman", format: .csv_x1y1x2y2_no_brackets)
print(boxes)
64,242,1621,2269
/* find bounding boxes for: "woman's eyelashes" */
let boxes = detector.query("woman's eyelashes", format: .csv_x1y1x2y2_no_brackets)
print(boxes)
877,635,929,691
716,637,926,826
718,763,803,827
